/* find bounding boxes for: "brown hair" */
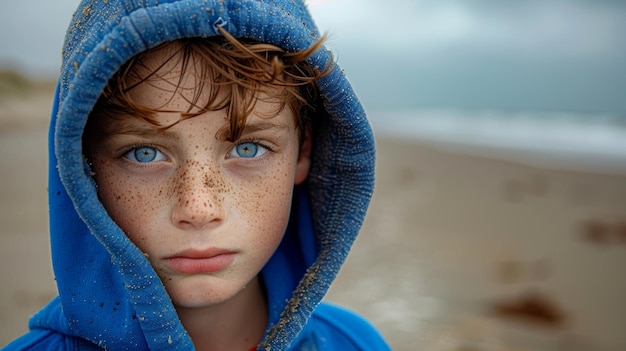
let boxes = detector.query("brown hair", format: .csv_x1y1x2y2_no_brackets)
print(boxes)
88,27,331,142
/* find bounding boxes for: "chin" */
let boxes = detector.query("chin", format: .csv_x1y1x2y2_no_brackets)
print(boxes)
165,275,255,310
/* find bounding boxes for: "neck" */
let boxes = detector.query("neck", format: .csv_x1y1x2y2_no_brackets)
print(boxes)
176,277,267,351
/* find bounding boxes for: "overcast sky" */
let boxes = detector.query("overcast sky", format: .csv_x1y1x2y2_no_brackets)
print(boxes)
1,0,625,114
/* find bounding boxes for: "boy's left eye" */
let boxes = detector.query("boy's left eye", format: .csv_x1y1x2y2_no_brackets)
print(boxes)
227,142,269,159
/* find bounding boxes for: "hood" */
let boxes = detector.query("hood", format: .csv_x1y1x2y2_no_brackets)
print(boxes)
34,0,375,350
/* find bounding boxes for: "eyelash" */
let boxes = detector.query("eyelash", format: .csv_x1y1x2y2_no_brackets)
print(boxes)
228,139,274,159
118,140,274,160
119,143,168,163
236,138,273,149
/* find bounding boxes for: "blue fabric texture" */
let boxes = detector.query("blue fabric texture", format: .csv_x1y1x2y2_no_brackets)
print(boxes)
3,0,388,350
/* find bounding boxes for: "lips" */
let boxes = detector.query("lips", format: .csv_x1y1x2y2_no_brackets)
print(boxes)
163,248,236,274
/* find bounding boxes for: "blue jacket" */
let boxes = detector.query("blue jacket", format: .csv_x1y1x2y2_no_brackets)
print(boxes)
3,0,388,350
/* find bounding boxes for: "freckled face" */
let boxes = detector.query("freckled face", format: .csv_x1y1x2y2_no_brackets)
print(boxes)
84,50,311,309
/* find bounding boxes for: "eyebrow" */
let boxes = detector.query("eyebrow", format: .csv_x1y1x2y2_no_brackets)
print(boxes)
217,120,292,141
106,118,291,140
240,121,291,134
105,122,178,139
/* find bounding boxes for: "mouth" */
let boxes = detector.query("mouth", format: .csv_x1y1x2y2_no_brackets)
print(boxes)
163,248,236,274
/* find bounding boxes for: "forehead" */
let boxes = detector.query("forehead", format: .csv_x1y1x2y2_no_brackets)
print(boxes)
123,40,287,112
87,38,303,143
124,42,208,109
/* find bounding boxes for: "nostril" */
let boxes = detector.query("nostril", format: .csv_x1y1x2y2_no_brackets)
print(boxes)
172,185,226,229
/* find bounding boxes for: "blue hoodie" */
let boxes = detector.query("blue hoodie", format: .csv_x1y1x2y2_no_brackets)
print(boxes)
3,1,389,350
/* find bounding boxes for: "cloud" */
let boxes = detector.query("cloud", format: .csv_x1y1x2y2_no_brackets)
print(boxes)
307,0,626,113
309,0,626,60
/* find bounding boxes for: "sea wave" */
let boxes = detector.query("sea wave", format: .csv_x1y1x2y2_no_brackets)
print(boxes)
369,109,626,175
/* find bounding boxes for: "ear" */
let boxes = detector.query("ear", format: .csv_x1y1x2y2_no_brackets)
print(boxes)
294,124,312,185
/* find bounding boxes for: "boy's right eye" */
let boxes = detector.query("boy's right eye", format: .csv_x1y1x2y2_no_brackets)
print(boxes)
124,146,167,163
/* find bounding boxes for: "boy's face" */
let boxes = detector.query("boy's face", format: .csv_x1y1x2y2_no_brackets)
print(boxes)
85,47,311,310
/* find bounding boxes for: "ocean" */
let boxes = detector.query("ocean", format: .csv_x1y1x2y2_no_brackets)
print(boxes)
369,109,626,175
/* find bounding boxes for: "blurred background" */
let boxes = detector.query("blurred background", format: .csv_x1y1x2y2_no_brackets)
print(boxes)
1,1,625,350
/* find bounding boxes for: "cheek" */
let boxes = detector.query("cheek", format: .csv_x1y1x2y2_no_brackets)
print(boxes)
93,164,161,244
241,158,296,242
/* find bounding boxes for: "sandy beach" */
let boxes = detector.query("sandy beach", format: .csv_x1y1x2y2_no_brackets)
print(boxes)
2,79,626,350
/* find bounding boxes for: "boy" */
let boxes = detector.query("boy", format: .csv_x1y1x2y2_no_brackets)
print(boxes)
4,0,389,350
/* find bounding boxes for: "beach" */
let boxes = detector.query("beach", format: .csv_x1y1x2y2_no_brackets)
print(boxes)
2,81,626,350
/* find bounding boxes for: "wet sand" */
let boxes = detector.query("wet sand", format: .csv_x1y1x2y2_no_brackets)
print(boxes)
2,84,626,350
0,84,56,346
327,137,626,351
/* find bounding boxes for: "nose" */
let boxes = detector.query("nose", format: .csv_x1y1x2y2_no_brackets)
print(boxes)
170,164,226,230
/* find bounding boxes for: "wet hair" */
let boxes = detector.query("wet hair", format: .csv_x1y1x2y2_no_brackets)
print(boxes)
88,27,331,142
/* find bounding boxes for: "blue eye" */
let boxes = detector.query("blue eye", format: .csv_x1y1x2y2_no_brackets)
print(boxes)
228,142,268,158
124,146,167,163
